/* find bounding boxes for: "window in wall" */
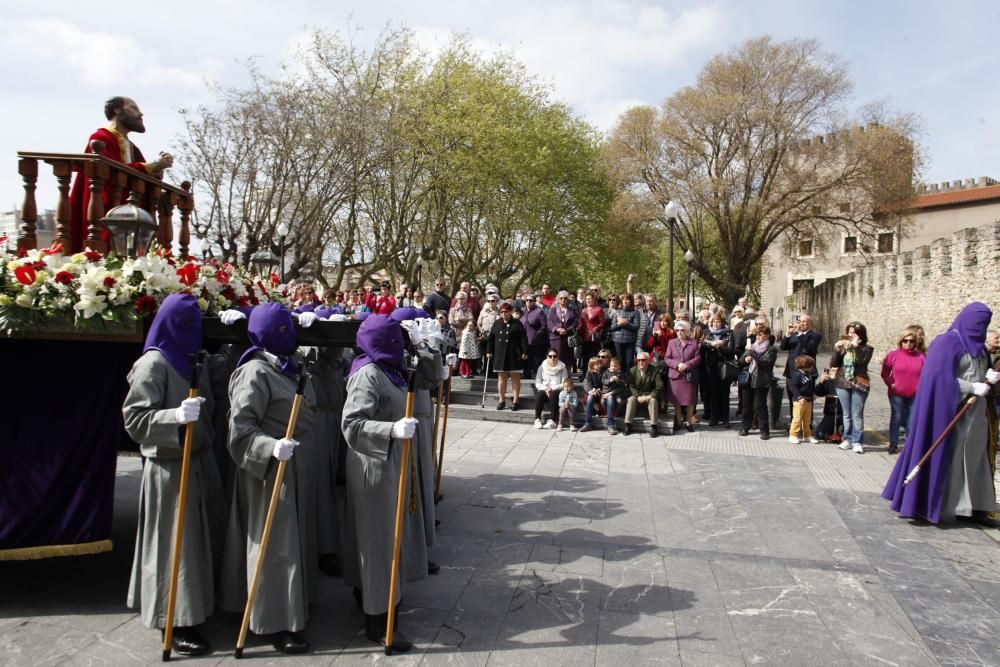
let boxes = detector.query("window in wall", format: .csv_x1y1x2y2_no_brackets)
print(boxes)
797,240,814,258
877,232,895,254
843,236,858,254
792,279,815,293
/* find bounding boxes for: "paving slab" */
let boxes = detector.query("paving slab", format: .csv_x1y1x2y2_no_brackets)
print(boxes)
1,416,998,666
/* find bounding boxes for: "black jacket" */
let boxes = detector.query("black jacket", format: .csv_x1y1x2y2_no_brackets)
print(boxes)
739,343,778,389
487,318,527,370
780,329,823,377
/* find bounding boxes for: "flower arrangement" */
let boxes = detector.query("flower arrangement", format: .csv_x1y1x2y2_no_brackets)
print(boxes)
0,243,290,336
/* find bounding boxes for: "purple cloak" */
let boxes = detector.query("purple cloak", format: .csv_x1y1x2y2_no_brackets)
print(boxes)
143,293,202,378
237,302,299,377
349,314,409,388
882,302,992,522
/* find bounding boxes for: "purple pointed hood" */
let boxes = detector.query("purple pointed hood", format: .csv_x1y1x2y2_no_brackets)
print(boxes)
349,314,408,387
144,293,202,378
883,301,993,522
237,302,299,377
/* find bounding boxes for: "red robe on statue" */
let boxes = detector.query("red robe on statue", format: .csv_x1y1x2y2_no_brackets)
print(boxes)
68,126,152,253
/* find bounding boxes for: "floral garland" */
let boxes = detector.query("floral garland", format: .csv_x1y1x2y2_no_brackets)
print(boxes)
0,243,289,335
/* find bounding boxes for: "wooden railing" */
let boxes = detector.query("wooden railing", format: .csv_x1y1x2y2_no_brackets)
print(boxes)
16,142,194,256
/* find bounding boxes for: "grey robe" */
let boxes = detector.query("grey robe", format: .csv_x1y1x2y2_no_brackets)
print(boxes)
941,353,996,519
411,348,446,549
123,351,225,629
341,363,428,615
207,344,243,506
220,354,318,634
308,345,348,558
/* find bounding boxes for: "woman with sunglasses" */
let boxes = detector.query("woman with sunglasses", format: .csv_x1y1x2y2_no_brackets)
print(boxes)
533,349,568,429
546,290,579,371
880,327,927,454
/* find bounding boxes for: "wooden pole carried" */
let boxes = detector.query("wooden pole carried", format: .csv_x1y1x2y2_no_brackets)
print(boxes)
234,369,311,659
430,381,444,475
434,367,452,502
385,372,418,655
903,395,977,485
162,352,204,661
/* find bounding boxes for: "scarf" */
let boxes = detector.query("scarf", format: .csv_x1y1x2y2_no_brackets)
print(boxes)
843,346,857,381
748,338,770,377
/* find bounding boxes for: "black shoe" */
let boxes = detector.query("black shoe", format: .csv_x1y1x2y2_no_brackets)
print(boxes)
888,445,898,455
366,613,413,653
709,419,719,426
623,423,633,436
686,423,694,432
649,425,659,437
497,400,506,410
511,400,520,411
168,627,210,656
738,430,749,437
428,561,441,575
319,553,342,577
760,432,770,440
271,630,309,654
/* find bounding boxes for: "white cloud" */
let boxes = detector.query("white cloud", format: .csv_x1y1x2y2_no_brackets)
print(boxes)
0,17,211,88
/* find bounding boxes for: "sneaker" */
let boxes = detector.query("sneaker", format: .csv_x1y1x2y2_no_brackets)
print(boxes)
853,444,864,454
544,420,557,430
807,437,819,444
534,419,543,429
608,427,618,435
570,425,578,432
838,442,853,451
556,425,563,433
788,436,801,444
579,424,593,433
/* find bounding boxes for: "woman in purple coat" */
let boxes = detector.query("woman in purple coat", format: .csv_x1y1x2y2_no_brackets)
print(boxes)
664,320,702,431
546,290,579,370
521,294,549,378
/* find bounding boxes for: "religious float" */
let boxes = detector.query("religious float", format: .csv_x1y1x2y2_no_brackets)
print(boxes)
0,148,359,560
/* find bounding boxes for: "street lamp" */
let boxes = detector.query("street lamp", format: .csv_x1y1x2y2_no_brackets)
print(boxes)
684,249,695,314
276,222,289,283
664,201,680,317
250,249,278,278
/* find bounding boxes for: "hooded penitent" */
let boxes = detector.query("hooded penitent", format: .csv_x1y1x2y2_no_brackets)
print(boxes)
882,301,992,522
349,314,408,388
144,293,202,378
237,302,299,377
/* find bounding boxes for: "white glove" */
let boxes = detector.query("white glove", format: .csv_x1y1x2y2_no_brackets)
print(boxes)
986,369,1000,385
220,309,247,326
272,437,299,461
400,320,424,347
392,417,419,440
174,396,206,424
972,382,990,397
328,313,347,321
297,312,318,328
446,353,458,367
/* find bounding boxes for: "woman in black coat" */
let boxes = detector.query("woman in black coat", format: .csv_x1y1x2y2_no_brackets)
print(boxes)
488,302,529,410
737,324,778,440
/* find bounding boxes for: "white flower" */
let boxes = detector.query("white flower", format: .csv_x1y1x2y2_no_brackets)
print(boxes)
197,298,209,311
74,291,108,319
15,292,33,308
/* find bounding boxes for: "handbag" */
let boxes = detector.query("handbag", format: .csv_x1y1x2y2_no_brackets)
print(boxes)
737,368,751,387
567,332,581,348
719,360,741,382
850,375,870,394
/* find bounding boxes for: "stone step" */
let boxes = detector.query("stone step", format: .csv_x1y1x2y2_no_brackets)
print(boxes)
440,395,675,434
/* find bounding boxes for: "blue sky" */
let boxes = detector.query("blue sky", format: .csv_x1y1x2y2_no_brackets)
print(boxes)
2,0,998,212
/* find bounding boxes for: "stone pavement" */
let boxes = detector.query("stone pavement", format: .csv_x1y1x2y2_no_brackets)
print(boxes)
2,419,999,666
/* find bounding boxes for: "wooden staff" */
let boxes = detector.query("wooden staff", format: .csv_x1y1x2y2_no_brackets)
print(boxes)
430,380,444,475
162,352,204,662
385,371,418,655
903,395,977,485
234,369,311,659
435,367,452,502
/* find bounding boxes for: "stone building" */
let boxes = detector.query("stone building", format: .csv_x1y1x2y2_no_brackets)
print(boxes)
761,177,1000,333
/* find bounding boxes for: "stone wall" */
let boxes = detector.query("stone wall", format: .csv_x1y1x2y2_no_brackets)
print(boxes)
790,221,1000,363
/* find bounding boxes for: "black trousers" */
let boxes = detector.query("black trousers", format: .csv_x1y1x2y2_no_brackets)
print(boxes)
704,376,731,423
534,390,559,421
740,386,770,434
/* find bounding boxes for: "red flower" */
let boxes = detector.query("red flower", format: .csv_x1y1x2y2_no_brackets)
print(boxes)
42,242,64,256
176,263,199,286
32,261,46,271
54,271,73,285
221,286,237,301
270,272,280,287
134,295,158,314
103,276,116,288
84,250,103,262
215,269,231,285
16,248,27,258
14,264,36,285
237,296,250,307
0,233,8,244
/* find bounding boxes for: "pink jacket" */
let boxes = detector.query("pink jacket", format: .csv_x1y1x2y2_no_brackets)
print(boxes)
881,348,925,398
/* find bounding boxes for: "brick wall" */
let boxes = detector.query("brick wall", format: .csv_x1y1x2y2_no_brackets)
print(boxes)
790,222,1000,363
